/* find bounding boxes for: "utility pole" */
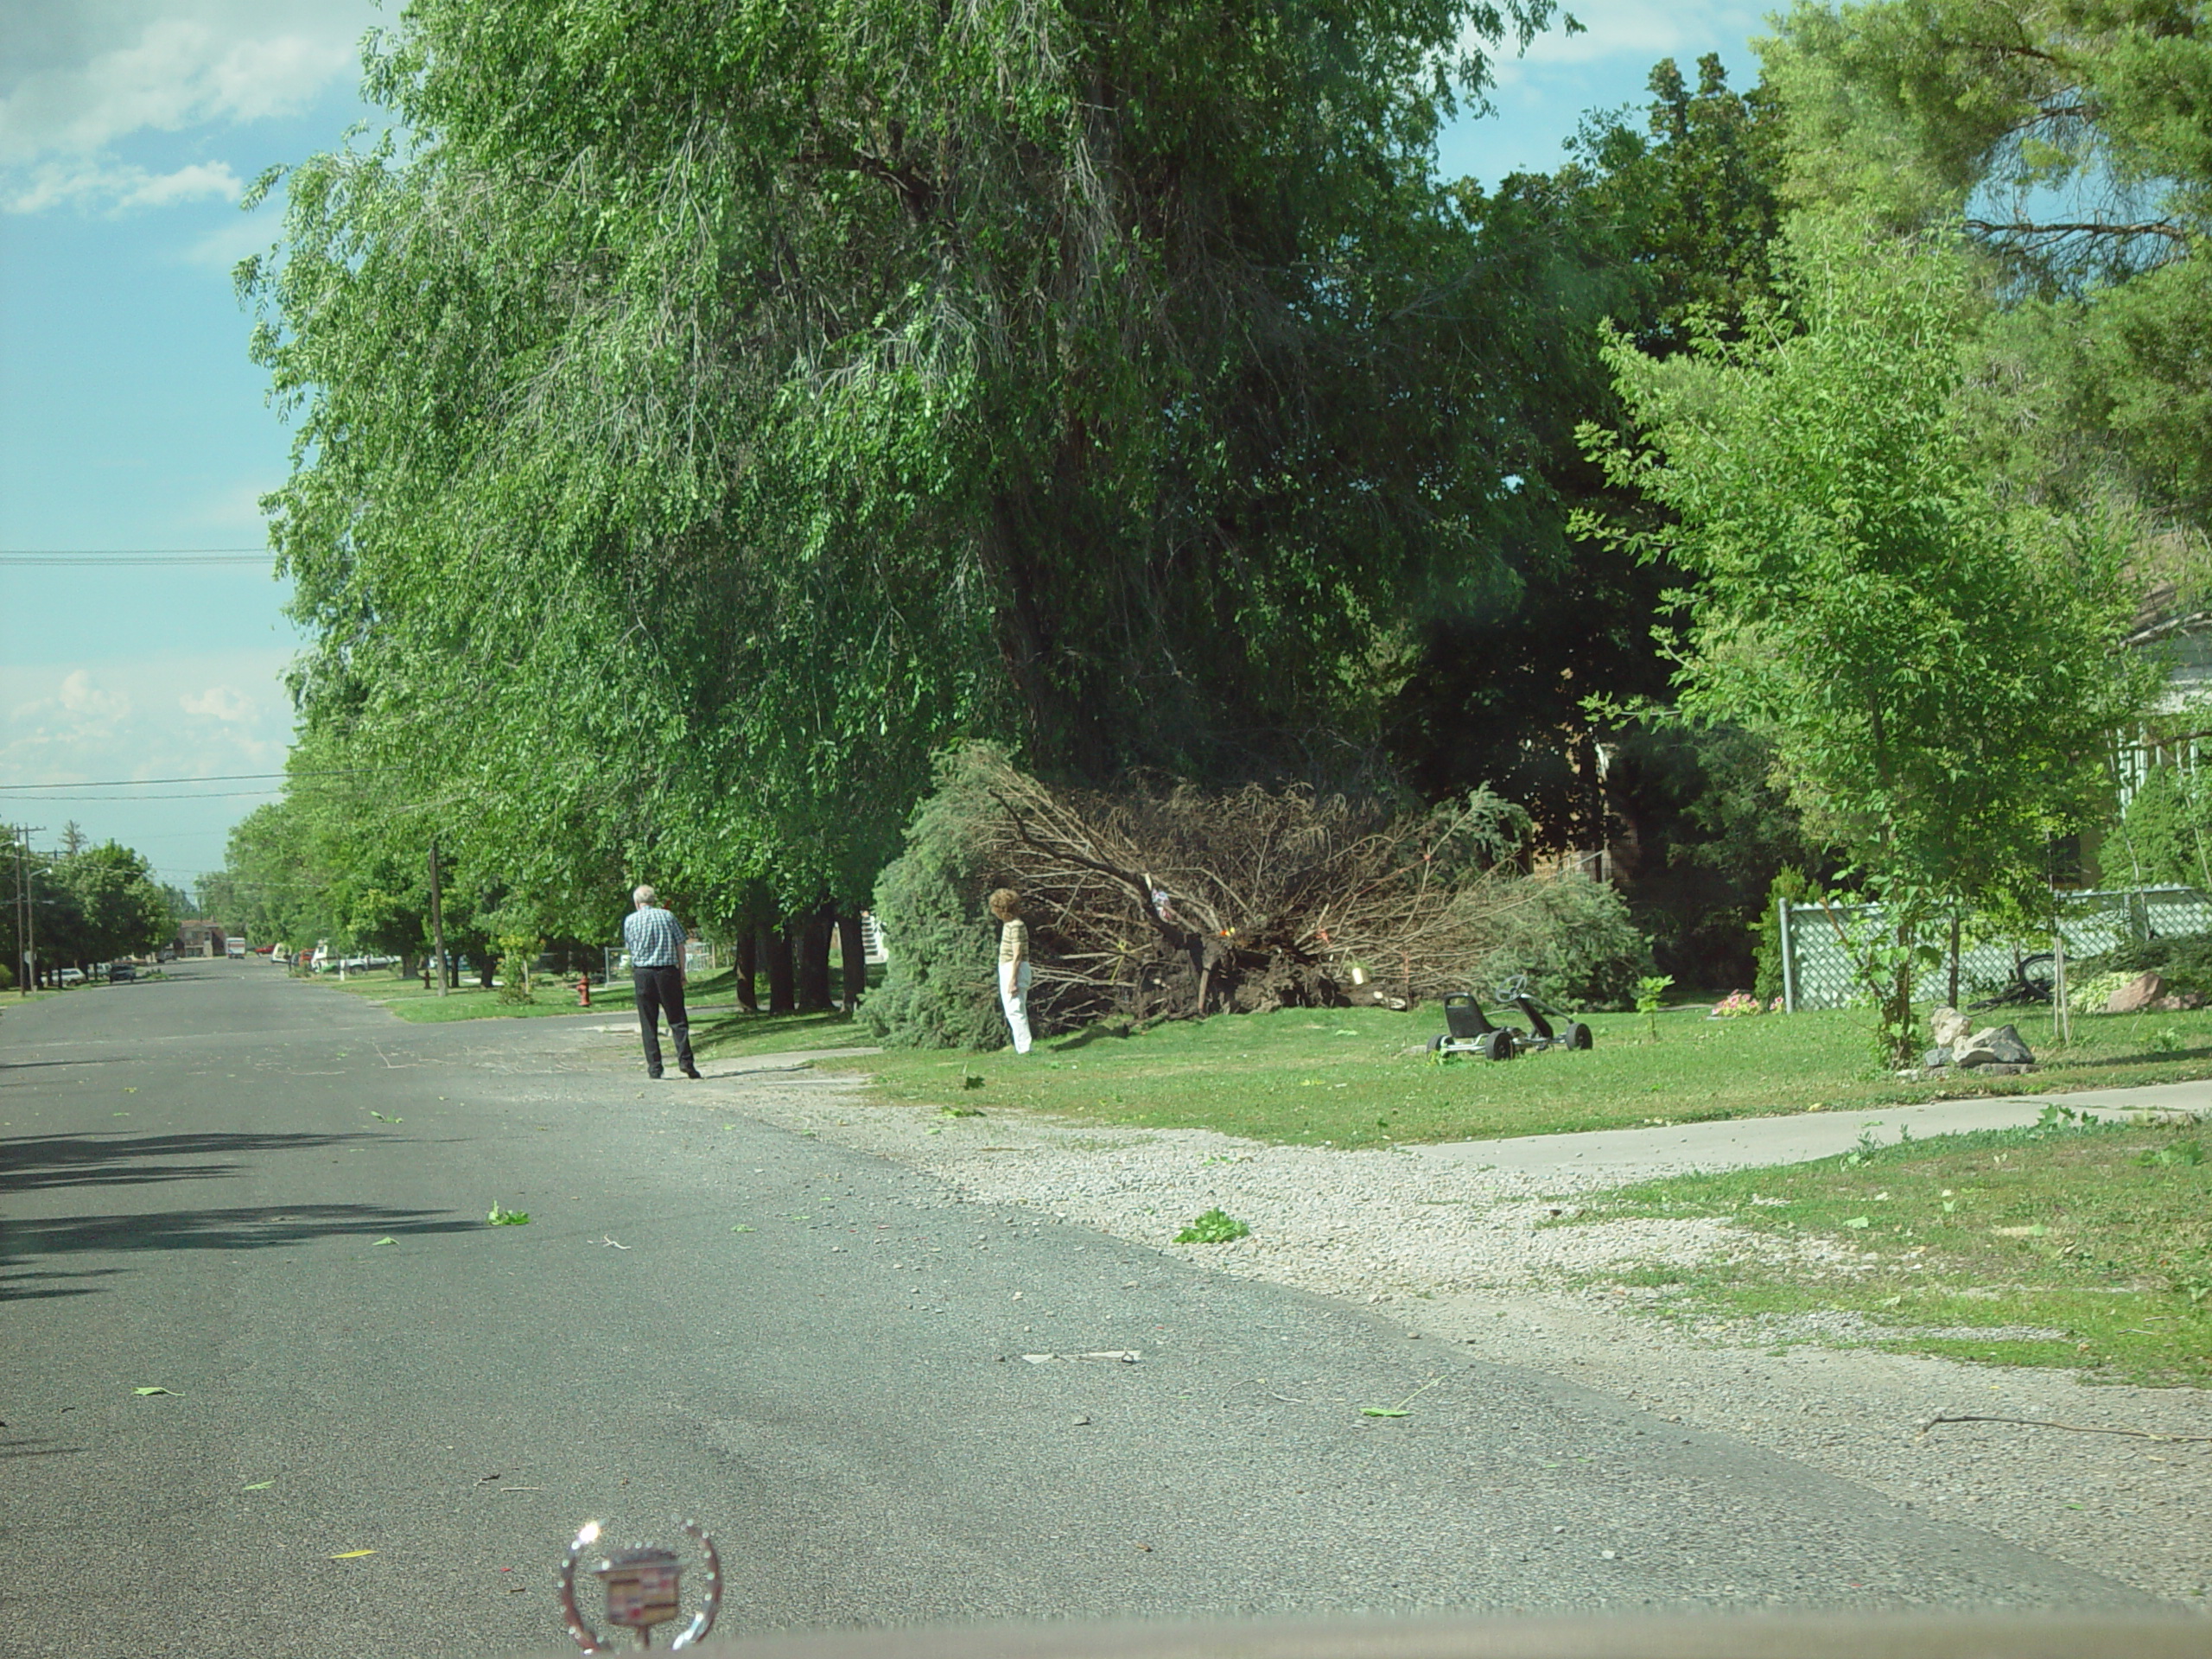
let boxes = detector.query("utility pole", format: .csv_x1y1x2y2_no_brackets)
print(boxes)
11,825,23,995
17,825,45,993
427,839,449,997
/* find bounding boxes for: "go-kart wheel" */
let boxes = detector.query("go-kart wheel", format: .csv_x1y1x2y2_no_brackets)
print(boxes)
1427,1033,1447,1054
1564,1021,1593,1050
1480,1030,1516,1061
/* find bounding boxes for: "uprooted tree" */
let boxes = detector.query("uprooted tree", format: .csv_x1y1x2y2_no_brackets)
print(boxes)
864,747,1650,1048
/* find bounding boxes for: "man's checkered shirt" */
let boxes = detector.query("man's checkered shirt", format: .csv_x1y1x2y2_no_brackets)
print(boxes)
623,905,687,969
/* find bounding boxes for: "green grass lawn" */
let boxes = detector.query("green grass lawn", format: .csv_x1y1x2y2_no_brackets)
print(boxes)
1557,1112,2212,1388
324,969,879,1056
326,969,645,1021
796,1000,2212,1148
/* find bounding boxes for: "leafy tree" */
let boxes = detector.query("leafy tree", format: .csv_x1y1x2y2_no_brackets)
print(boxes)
57,843,175,969
2,840,172,980
1389,55,1803,982
1761,0,2212,546
242,0,1576,959
1580,218,2155,1061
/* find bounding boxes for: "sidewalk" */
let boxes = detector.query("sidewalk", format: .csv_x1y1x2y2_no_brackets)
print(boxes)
1408,1077,2210,1182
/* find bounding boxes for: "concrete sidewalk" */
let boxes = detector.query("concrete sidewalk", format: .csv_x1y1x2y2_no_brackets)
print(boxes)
1409,1077,2209,1183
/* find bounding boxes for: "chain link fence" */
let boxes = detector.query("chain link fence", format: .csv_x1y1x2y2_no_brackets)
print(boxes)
1778,885,2212,1012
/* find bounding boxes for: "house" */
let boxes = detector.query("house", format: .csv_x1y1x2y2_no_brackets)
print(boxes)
174,919,226,957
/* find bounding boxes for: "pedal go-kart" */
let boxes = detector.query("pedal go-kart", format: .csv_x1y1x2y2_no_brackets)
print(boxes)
1428,977,1593,1061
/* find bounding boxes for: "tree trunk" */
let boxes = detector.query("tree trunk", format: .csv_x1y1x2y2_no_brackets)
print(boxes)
798,905,835,1011
836,912,867,1014
765,925,796,1014
734,928,759,1014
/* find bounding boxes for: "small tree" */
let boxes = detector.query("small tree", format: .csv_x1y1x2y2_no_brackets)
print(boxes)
1580,218,2154,1064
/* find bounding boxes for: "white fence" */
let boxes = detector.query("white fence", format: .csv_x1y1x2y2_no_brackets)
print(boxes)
1777,884,2212,1012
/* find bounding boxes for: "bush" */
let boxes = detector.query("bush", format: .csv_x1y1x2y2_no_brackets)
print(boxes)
1752,865,1819,1004
2115,767,2212,890
862,748,1010,1051
494,933,539,1004
1478,872,1653,1011
2096,928,2212,995
0,961,12,992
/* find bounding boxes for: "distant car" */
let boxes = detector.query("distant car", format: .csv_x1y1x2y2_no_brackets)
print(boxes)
107,963,137,982
60,968,85,986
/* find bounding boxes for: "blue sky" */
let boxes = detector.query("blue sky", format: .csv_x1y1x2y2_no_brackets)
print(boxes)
0,0,1770,895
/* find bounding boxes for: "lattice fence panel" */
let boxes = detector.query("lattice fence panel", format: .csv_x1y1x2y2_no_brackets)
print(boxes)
1779,887,2212,1012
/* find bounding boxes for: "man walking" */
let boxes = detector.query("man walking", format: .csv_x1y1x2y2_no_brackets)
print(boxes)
624,885,701,1079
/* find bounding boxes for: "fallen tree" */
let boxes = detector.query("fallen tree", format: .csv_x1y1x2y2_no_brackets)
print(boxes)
866,747,1650,1047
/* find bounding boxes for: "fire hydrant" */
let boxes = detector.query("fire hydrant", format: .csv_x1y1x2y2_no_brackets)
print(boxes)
576,974,592,1008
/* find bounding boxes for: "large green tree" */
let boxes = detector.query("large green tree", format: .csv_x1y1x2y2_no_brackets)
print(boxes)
1762,0,2212,537
1582,218,2154,1060
244,0,1573,954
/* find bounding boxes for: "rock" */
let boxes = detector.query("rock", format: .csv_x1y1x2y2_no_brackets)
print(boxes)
2155,990,2206,1012
1929,1007,1974,1049
2107,971,2164,1014
1923,1046,1954,1070
1976,1062,2032,1077
1981,1024,2036,1065
1953,1038,2001,1068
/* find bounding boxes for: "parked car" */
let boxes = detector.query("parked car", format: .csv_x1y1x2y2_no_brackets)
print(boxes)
108,963,137,982
60,968,85,986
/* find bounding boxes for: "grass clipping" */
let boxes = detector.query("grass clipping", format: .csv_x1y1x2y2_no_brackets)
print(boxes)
968,755,1529,1028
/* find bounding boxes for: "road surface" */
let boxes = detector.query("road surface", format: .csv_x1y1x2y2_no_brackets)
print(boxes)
0,962,2152,1656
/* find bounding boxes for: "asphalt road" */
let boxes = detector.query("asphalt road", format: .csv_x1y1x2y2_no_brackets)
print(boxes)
0,962,2156,1656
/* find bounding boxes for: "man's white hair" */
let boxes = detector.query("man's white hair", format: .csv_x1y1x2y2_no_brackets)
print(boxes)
633,884,656,906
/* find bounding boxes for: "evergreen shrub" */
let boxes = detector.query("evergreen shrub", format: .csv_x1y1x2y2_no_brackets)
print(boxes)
1479,872,1652,1010
861,747,1011,1050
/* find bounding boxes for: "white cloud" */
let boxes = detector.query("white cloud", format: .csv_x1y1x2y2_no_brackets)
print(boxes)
1,1,378,215
7,156,241,213
1474,0,1768,86
181,684,255,721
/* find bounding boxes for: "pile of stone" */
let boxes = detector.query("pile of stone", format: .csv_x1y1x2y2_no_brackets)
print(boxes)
1922,1005,2037,1075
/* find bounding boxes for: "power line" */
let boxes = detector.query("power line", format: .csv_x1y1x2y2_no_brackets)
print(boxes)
11,789,288,801
0,770,388,791
0,549,273,565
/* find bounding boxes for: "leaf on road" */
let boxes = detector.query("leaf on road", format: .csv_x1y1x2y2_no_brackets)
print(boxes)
328,1549,376,1560
1360,1408,1410,1417
370,1111,402,1122
372,1236,397,1246
242,1480,274,1490
487,1204,531,1225
133,1386,176,1396
731,1224,755,1233
124,1087,137,1093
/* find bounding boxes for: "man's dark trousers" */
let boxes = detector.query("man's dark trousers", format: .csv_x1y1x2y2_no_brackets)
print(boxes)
632,965,696,1077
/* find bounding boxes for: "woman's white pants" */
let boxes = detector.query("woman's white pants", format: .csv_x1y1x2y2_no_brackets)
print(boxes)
999,959,1033,1054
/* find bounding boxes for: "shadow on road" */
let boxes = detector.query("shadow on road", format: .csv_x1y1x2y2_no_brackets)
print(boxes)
0,1131,379,1195
0,1057,135,1082
1,1203,482,1300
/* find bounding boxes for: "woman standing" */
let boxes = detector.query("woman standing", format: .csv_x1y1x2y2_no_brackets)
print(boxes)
989,887,1033,1054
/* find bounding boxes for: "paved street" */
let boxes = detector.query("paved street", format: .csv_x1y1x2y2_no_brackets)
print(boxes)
1,963,2156,1656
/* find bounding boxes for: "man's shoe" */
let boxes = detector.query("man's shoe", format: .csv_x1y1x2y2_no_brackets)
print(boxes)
647,1071,664,1080
682,1066,703,1080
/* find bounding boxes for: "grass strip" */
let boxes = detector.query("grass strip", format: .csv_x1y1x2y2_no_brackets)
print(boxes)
807,1001,2212,1147
1558,1109,2212,1387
